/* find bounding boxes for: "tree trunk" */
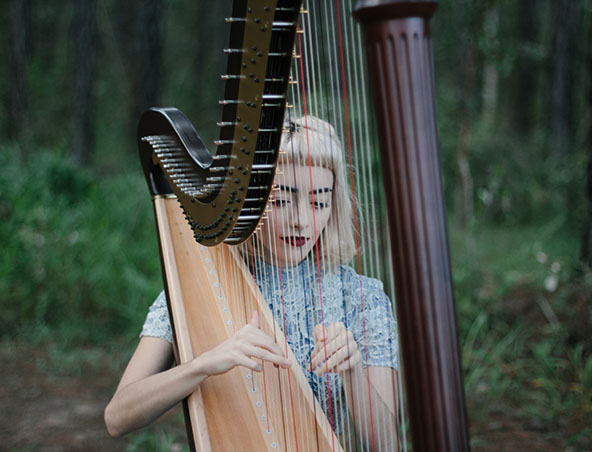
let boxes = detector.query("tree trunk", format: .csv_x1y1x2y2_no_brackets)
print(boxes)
455,39,476,230
111,0,137,80
549,0,580,159
583,158,592,268
581,11,592,269
481,7,498,128
512,0,537,135
192,0,228,127
133,0,164,122
110,0,163,151
71,0,98,166
7,0,31,150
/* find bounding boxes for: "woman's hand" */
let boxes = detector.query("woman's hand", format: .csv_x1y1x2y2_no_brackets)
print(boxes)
196,311,292,376
307,322,362,376
104,311,290,438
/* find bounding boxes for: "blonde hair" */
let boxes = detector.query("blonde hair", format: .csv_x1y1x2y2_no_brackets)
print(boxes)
278,115,356,266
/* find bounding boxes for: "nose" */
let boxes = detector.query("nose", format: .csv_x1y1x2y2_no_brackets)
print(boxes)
290,198,312,231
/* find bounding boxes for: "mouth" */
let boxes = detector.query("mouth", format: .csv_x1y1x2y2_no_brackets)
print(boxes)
281,236,309,247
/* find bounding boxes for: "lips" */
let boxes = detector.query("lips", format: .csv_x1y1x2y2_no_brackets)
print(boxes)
282,236,309,247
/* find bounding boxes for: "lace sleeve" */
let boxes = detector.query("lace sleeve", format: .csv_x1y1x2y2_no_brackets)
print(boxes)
140,291,173,343
348,273,399,370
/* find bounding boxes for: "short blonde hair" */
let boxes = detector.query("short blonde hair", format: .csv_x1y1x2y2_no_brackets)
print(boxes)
277,115,356,266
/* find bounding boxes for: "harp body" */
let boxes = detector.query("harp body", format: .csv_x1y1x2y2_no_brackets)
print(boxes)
154,195,341,451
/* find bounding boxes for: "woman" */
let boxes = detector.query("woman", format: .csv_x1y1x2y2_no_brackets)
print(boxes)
105,116,399,450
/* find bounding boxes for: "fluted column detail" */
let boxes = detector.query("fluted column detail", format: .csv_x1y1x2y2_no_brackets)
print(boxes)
355,2,470,451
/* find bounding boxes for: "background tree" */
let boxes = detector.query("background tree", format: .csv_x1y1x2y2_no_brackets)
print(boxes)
109,0,164,152
70,0,98,165
512,0,538,136
7,0,31,151
549,0,580,159
133,0,164,124
582,7,592,269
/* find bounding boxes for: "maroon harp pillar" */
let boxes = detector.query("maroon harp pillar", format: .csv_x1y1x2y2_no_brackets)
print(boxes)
354,1,470,451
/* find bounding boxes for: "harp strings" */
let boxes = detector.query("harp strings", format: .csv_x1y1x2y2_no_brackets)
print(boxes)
297,31,339,450
229,0,403,449
334,0,379,447
297,0,363,448
303,1,365,448
293,12,341,452
293,0,403,450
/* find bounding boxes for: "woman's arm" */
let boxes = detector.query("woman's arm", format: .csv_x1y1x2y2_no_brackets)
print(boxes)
309,322,399,451
343,366,399,451
104,311,291,438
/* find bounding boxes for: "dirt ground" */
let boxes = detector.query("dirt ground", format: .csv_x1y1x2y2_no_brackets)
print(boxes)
0,341,586,451
0,341,186,452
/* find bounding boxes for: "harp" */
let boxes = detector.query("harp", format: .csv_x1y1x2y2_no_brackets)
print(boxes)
138,0,470,451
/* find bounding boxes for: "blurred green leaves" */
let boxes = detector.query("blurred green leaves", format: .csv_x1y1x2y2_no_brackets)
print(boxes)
0,146,161,344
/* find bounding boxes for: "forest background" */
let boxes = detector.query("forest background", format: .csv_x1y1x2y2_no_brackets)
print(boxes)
1,0,591,451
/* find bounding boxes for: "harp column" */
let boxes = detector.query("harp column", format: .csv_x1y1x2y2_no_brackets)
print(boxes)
354,1,470,451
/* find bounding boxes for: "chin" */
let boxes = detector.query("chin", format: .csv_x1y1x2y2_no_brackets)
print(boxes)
281,256,302,268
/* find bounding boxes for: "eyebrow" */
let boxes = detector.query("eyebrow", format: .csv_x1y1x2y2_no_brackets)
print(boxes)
276,185,333,195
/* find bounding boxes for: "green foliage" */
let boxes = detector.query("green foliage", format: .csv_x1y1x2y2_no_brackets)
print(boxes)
0,145,162,344
126,429,189,452
450,221,592,447
125,408,188,452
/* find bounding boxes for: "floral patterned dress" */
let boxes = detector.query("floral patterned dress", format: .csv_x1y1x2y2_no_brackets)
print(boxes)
141,258,398,431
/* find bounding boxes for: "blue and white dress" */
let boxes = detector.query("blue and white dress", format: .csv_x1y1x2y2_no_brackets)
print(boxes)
141,258,398,431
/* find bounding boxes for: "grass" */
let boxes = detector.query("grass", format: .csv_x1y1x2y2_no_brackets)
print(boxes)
126,427,189,452
449,219,592,449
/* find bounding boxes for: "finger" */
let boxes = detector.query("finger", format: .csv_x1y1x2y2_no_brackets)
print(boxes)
313,346,350,375
313,322,346,342
333,351,362,373
313,323,326,343
310,332,359,373
245,345,292,368
323,322,346,341
310,323,347,358
319,348,362,375
309,330,354,370
323,346,354,373
235,354,263,372
235,333,287,366
246,330,286,357
309,340,344,371
250,310,260,329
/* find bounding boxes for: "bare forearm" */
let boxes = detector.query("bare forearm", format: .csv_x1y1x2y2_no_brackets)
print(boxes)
344,366,399,451
105,314,290,438
105,357,207,437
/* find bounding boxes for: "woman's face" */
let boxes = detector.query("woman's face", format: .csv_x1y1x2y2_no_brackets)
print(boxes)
258,163,334,267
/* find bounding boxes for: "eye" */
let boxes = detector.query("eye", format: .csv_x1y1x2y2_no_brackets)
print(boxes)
272,198,289,207
313,201,330,209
